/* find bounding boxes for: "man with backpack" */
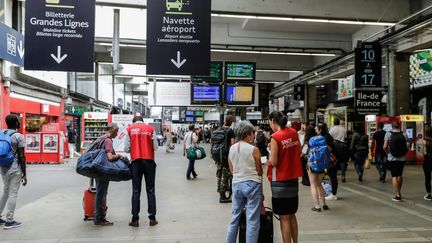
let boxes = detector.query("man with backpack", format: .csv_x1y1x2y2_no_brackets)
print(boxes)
383,121,409,202
0,115,27,229
211,115,235,203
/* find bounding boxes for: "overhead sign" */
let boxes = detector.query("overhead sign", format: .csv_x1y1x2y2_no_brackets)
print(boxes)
355,90,382,117
355,42,382,88
147,0,211,75
294,84,305,101
0,23,24,66
24,0,95,72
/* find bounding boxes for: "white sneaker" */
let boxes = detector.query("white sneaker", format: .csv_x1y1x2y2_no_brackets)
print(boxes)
325,194,338,201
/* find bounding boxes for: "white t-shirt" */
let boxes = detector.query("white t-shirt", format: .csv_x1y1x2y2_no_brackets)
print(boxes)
329,125,347,142
184,131,198,149
229,142,261,184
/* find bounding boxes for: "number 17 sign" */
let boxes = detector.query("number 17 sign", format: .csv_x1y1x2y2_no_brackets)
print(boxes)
355,42,382,88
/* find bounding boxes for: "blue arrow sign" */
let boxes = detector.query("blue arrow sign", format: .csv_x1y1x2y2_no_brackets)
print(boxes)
0,22,24,66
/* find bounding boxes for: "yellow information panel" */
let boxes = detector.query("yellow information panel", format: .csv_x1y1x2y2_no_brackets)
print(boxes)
400,114,424,122
235,86,253,102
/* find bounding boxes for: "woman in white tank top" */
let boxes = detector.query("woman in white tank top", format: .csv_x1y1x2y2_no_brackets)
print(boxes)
226,121,263,243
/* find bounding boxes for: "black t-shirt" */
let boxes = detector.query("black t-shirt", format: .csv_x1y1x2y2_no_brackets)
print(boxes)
226,127,235,147
68,129,77,144
373,130,386,155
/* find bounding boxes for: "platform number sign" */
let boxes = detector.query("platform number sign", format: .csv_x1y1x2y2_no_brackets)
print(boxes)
355,42,382,88
294,84,305,101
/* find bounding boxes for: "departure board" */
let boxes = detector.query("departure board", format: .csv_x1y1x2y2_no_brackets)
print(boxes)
225,62,256,81
192,62,223,82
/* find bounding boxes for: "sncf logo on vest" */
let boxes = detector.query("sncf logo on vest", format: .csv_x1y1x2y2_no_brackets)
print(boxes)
281,138,299,149
130,128,152,136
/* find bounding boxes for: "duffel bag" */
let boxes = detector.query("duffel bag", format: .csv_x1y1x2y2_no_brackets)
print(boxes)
77,149,132,181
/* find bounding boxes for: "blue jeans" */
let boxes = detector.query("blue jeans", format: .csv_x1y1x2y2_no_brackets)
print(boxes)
186,158,197,179
94,178,109,221
354,150,368,176
226,181,262,243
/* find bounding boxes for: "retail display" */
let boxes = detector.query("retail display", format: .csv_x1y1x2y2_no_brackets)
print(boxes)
83,112,109,141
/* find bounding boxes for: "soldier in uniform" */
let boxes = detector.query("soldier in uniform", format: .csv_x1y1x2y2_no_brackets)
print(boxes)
216,115,236,203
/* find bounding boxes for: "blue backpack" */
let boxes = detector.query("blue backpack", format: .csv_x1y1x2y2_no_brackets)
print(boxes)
0,130,16,167
307,135,331,173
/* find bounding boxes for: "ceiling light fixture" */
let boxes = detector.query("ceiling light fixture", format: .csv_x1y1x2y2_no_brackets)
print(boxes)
257,69,302,73
212,13,395,26
96,43,336,57
211,49,336,57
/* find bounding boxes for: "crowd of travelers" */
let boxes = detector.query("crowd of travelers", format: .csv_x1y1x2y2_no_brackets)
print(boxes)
0,112,431,243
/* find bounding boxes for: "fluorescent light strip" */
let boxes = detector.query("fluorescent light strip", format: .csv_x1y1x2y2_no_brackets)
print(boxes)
212,13,395,26
257,69,302,73
96,43,336,57
211,49,336,57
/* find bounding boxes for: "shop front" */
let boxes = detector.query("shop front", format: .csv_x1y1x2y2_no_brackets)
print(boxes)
5,93,67,163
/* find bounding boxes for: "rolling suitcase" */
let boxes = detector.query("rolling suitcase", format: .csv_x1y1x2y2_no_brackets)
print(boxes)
83,179,107,221
239,209,273,243
239,195,273,243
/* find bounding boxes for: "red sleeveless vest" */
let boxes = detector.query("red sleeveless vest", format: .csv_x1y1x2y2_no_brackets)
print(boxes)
126,123,155,161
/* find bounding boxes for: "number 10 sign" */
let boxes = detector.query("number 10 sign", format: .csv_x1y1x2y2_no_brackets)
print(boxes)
355,42,382,88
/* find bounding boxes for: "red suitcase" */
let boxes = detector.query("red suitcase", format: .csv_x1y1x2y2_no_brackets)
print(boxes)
83,179,107,221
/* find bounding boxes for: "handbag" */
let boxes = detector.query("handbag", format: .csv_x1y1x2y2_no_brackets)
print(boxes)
186,132,206,160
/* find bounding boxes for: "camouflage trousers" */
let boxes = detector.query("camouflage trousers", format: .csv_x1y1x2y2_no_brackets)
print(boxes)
216,164,232,193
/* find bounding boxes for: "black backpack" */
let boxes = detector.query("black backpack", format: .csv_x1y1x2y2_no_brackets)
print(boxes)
211,127,229,165
389,132,408,158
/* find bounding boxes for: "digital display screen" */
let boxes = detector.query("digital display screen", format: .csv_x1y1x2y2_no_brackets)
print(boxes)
406,128,414,139
225,62,256,80
186,111,194,116
193,86,220,101
186,117,194,122
192,62,223,81
225,85,254,104
195,110,204,117
196,117,204,123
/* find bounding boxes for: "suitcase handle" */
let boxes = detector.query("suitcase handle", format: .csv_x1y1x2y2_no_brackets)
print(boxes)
264,207,280,221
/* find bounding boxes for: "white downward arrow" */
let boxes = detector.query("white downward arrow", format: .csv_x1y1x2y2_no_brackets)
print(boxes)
17,41,24,59
50,46,68,64
171,51,187,69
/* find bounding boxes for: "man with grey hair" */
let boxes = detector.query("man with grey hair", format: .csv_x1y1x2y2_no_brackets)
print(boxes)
93,123,127,226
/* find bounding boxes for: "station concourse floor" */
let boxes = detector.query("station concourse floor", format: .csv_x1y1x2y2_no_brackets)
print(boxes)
1,144,432,243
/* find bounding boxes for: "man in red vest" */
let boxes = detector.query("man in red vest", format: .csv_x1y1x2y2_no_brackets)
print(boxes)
125,116,158,227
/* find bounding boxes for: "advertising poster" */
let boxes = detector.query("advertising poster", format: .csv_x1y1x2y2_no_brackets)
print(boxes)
410,50,432,88
43,134,58,153
111,115,134,152
338,75,354,100
26,134,41,153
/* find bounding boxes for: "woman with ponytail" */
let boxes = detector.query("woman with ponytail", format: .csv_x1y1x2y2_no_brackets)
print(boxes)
268,111,303,243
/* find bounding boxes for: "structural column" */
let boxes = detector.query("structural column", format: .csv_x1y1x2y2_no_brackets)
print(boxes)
387,49,410,116
305,84,316,123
